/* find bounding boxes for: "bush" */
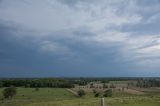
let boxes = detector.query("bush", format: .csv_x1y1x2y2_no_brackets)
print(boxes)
103,89,112,97
25,84,30,88
35,87,39,91
93,89,97,94
3,86,17,99
77,89,85,97
0,81,3,88
103,84,108,88
95,92,100,97
110,84,116,88
90,83,94,88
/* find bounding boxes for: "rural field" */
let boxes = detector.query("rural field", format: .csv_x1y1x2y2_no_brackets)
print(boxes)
1,0,160,106
0,80,160,106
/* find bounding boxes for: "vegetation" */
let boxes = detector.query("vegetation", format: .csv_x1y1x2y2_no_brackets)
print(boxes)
94,92,100,97
3,86,17,99
1,78,159,88
0,87,160,106
0,78,74,88
136,79,160,88
0,81,3,88
92,89,97,94
110,84,116,88
103,89,112,97
103,84,108,88
35,87,39,91
77,89,85,97
0,78,159,106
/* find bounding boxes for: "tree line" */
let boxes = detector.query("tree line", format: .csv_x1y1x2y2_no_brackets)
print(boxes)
0,78,159,88
0,78,74,88
136,79,160,88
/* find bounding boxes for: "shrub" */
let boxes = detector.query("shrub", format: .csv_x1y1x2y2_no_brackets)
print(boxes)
35,87,39,91
90,83,94,88
3,86,17,99
25,84,30,88
93,89,97,94
103,84,108,88
0,81,3,88
95,92,100,97
103,89,112,97
110,84,116,88
77,89,85,97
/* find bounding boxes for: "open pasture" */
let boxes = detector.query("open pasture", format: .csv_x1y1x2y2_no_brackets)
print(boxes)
0,87,160,106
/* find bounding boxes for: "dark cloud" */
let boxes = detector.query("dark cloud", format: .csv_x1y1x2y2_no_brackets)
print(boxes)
0,21,136,77
0,0,160,77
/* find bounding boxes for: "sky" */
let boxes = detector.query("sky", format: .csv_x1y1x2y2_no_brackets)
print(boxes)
0,0,160,77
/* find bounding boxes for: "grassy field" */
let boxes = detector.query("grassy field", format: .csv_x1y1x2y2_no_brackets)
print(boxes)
0,88,160,106
0,88,76,106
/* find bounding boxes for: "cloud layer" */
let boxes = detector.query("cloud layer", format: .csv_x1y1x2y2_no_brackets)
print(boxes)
0,0,160,77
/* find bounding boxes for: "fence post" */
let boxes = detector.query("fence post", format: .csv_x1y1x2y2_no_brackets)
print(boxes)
101,98,105,106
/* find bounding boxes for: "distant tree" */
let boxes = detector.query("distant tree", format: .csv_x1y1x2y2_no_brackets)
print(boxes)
126,86,128,90
110,84,116,88
0,81,3,88
35,87,39,91
103,89,112,97
103,84,108,88
3,86,17,99
78,89,85,97
93,89,97,94
101,80,109,83
25,84,30,88
118,88,121,91
122,87,125,91
95,92,100,97
90,83,94,88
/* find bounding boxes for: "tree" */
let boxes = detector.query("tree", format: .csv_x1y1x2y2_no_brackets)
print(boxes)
77,89,85,97
3,86,17,99
35,87,39,91
90,83,94,88
103,84,108,88
93,89,97,94
25,84,30,88
0,81,3,88
103,89,112,97
95,92,100,97
110,84,116,88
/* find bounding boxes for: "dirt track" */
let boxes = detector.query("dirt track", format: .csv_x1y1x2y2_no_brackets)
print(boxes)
66,89,78,96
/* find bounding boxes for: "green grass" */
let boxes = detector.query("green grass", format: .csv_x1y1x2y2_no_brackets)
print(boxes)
0,88,160,106
106,96,160,106
0,88,76,106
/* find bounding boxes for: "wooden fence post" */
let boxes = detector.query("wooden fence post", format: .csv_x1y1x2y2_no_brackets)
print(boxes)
101,98,105,106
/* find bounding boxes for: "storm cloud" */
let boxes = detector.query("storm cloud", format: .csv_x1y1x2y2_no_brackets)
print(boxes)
0,0,160,77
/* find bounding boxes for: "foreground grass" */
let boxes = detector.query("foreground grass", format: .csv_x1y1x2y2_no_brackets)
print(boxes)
0,88,76,106
0,88,160,106
22,96,160,106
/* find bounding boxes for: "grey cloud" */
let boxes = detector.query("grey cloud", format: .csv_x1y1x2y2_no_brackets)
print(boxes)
136,0,160,6
58,0,96,6
1,0,160,77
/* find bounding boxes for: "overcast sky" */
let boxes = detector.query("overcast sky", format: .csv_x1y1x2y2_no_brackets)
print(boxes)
0,0,160,77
